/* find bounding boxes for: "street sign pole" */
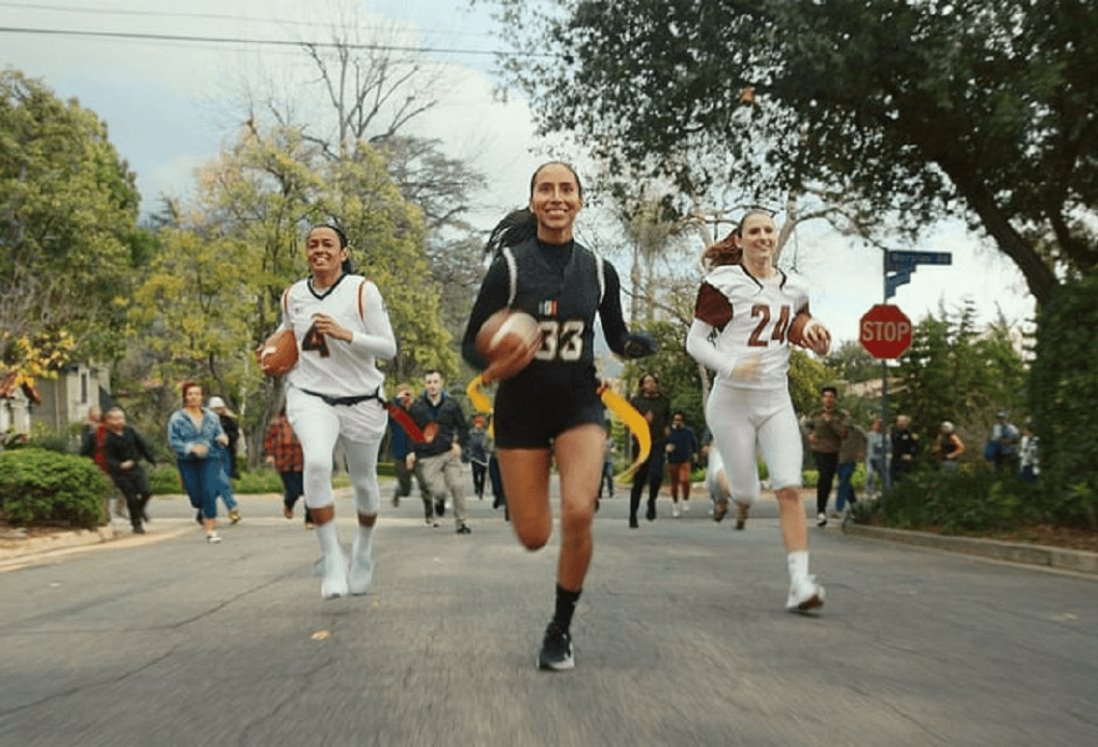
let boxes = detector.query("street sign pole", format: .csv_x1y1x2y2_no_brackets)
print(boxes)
881,257,891,497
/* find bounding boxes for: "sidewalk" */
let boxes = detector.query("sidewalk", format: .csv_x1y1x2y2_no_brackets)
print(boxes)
4,485,1097,577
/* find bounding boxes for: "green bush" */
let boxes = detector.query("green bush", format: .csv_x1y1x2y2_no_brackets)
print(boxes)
878,468,1045,533
0,448,109,528
232,469,285,494
148,464,183,494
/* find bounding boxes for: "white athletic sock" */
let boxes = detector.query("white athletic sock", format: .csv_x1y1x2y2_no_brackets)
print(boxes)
787,550,809,584
348,524,375,595
316,520,348,599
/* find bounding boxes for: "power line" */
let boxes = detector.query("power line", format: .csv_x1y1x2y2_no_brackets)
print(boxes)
0,1,499,39
0,25,544,58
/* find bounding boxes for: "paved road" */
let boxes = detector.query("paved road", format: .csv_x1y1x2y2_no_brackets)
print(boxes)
2,480,1096,746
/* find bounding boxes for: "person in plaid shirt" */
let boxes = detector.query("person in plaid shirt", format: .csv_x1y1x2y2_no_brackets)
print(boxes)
265,407,312,528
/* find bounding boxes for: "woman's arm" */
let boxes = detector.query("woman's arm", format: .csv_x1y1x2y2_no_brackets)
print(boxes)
347,280,397,359
461,258,512,370
599,262,656,358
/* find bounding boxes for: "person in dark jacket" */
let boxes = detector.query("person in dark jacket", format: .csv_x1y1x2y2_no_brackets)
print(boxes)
103,407,156,534
467,416,490,499
408,370,471,533
666,411,699,517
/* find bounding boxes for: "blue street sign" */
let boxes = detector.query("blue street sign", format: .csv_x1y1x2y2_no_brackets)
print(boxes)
886,250,952,272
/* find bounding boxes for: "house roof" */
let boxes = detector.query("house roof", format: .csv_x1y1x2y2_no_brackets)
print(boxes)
0,371,43,404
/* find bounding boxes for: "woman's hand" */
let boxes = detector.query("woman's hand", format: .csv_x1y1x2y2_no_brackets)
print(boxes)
311,313,352,342
215,434,229,447
802,320,832,356
192,443,209,458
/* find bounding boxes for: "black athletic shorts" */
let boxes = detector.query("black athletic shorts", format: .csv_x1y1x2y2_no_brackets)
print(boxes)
493,383,605,449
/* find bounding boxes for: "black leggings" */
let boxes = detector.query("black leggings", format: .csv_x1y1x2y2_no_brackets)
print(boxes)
813,451,839,514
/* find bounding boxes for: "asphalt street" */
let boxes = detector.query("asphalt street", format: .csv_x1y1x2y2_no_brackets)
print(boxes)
2,479,1096,746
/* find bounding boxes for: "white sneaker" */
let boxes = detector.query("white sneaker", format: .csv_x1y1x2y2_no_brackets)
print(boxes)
206,532,221,544
672,504,682,518
816,512,828,527
320,554,350,600
682,502,690,514
786,575,825,612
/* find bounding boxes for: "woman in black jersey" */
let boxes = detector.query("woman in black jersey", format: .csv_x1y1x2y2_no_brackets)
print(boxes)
462,162,655,671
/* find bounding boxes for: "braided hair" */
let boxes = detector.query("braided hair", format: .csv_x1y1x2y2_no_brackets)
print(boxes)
484,161,584,256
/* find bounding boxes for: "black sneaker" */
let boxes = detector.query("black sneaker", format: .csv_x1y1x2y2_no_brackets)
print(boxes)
456,524,471,534
537,622,574,671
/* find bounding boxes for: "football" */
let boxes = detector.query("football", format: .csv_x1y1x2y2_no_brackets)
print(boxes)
788,312,831,355
257,329,298,376
475,308,542,382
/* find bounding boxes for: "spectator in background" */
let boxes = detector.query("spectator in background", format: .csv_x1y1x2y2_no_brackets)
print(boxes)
801,386,849,527
80,405,122,518
1019,420,1039,482
388,383,431,518
628,372,672,526
890,414,919,483
207,396,242,524
598,423,616,502
103,406,156,534
986,411,1021,474
666,411,699,518
168,381,228,543
265,407,312,528
933,420,966,471
835,418,867,516
467,415,489,500
864,417,885,499
408,370,471,534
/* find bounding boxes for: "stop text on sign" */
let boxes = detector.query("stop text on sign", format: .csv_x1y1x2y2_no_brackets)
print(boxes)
861,319,911,341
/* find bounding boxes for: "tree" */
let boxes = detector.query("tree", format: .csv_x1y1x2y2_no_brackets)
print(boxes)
486,0,1098,305
124,122,454,466
1,69,140,380
890,302,1028,452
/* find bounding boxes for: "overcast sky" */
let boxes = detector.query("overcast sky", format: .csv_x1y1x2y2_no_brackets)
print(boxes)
2,0,1036,348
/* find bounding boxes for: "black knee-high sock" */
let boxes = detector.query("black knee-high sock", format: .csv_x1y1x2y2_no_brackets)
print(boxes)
553,585,582,631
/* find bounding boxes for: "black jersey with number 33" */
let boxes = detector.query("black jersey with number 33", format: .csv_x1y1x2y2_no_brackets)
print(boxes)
462,237,632,396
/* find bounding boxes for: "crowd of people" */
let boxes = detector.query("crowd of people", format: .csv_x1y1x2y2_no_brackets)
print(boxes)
72,160,1041,676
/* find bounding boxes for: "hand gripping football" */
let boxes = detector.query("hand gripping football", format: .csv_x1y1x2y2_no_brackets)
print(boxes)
788,312,831,356
475,308,542,382
257,329,298,376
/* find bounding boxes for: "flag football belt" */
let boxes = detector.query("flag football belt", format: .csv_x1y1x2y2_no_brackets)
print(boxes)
298,387,382,407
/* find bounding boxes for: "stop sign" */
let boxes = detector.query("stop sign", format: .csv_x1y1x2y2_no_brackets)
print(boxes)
860,304,912,359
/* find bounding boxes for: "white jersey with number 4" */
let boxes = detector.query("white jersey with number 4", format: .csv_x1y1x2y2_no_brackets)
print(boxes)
281,274,396,399
687,264,810,391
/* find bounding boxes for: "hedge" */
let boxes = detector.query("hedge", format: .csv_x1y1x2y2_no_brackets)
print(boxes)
0,448,109,528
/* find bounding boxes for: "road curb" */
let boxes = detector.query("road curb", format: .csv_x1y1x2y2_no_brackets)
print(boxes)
843,523,1098,575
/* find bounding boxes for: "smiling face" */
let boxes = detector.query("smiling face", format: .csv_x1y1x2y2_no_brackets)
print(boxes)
735,213,777,269
306,226,348,277
529,162,583,242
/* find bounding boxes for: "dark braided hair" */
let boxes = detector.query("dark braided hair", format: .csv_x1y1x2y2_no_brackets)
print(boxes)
484,161,584,256
308,223,354,274
700,209,773,270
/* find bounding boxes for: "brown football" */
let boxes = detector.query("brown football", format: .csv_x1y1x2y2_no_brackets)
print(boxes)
257,329,298,376
475,308,542,381
788,312,830,355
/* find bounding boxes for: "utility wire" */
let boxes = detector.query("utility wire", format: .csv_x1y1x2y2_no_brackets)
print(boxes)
0,25,545,58
0,1,499,39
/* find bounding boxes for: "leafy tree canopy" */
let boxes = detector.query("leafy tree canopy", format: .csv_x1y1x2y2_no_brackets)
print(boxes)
486,0,1098,304
0,69,140,377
